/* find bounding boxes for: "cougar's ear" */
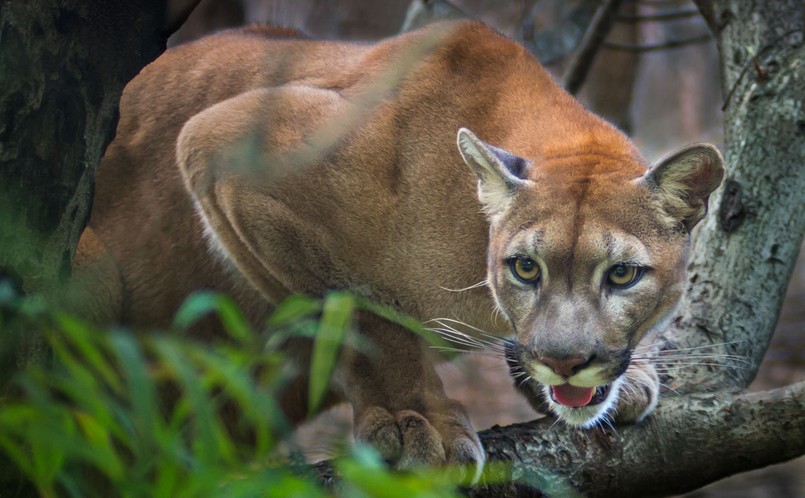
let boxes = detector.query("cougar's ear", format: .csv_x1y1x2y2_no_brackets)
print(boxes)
640,143,725,231
457,128,529,216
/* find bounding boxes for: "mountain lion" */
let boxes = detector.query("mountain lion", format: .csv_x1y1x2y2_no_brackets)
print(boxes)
75,20,724,476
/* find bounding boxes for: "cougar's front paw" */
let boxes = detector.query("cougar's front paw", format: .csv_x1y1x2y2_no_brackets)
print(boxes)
613,362,659,423
354,401,485,482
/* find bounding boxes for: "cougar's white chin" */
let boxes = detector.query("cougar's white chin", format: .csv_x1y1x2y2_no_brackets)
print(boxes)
544,376,625,428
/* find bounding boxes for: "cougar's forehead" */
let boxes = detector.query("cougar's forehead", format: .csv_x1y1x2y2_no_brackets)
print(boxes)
490,170,680,272
498,216,652,277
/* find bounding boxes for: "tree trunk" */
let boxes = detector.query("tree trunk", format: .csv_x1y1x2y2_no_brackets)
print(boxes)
664,0,805,392
0,0,187,491
0,0,173,296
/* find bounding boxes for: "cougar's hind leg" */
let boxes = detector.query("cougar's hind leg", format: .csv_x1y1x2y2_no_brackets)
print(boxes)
63,227,123,325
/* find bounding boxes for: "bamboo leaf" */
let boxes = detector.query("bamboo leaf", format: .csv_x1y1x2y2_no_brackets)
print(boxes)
268,295,322,327
308,292,354,416
173,291,251,341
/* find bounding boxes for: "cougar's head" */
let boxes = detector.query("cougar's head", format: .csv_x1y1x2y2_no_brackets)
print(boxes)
457,128,724,427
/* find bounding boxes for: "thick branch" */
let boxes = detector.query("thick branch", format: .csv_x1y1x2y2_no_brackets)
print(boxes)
312,383,805,496
471,382,805,497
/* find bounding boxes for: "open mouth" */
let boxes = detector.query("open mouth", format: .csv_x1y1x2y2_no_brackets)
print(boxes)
549,384,611,407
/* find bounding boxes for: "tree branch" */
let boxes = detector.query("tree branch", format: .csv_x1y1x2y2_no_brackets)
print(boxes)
562,0,625,94
312,382,805,496
471,381,805,497
616,10,700,23
692,0,718,34
602,34,712,52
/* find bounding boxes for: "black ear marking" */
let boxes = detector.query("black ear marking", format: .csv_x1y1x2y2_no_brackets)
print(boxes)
456,127,531,216
456,127,529,189
488,144,529,181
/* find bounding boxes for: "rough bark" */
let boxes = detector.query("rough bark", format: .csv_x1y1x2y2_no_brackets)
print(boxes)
0,0,170,294
662,0,805,392
472,381,805,497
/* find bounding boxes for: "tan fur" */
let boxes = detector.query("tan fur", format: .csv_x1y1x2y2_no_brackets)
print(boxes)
75,21,724,471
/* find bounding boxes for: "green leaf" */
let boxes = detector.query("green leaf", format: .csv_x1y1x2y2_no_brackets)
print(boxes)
173,291,251,341
54,313,122,392
73,410,125,479
267,295,322,326
153,337,236,465
107,331,164,474
356,298,453,352
308,292,354,416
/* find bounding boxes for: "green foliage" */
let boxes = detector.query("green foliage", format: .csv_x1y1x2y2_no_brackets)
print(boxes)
0,290,465,498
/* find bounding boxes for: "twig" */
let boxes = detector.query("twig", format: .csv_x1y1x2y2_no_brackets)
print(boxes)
602,33,712,52
616,10,700,23
562,0,626,94
691,0,718,33
629,0,690,5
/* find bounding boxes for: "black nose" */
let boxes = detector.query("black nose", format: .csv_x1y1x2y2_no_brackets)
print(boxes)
540,355,593,377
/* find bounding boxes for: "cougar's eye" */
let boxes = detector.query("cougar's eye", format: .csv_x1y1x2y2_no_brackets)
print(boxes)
607,264,643,288
509,256,541,284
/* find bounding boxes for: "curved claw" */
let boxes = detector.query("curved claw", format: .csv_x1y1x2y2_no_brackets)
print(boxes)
354,403,486,483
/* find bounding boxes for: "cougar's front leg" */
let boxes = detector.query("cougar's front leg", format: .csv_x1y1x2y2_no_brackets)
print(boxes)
340,312,485,479
613,361,659,424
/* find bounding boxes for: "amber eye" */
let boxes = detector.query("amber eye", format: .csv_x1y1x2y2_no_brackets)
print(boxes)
607,264,643,288
510,256,541,284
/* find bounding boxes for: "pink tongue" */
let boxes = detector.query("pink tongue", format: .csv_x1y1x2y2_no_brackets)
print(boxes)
552,384,595,407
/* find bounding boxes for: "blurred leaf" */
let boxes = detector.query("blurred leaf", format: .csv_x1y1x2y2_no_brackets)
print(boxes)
0,290,470,497
268,295,322,327
73,410,125,479
173,291,251,341
54,313,122,392
0,278,17,305
356,298,454,355
308,292,355,416
153,338,236,466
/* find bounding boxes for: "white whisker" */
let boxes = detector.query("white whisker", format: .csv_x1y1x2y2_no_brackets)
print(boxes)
426,322,507,351
428,331,486,350
429,346,503,359
546,415,563,434
601,415,616,433
491,305,504,326
427,318,508,345
656,340,747,353
438,280,488,293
